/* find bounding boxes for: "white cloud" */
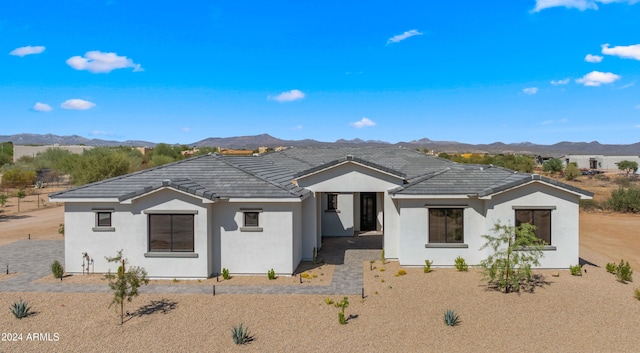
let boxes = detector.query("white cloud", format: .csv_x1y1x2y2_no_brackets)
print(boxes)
291,125,303,130
601,43,640,61
32,102,52,112
61,99,96,110
270,89,305,102
585,54,603,63
550,78,570,85
532,0,639,12
387,29,423,44
523,87,539,95
89,130,109,136
66,51,143,73
542,118,569,125
575,71,620,86
181,127,190,132
9,45,45,57
350,117,376,128
620,81,636,89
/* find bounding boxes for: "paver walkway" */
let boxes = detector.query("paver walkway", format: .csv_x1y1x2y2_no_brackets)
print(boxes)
0,235,382,295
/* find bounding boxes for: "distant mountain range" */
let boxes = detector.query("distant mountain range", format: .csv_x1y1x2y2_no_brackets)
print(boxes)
1,133,639,156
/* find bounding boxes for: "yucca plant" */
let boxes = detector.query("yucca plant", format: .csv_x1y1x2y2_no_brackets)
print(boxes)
231,323,253,345
443,309,461,327
10,298,31,319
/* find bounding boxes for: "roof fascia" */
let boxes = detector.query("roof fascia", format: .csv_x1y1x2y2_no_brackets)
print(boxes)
478,179,593,200
47,197,120,203
120,186,217,204
390,194,472,200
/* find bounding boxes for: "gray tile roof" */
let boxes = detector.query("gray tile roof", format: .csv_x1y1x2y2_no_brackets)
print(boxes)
50,147,593,201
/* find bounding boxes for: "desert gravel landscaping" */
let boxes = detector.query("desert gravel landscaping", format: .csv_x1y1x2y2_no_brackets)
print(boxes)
1,189,640,352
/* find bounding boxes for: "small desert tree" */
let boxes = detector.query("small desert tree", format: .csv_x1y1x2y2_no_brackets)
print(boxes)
616,160,638,177
480,222,544,293
104,250,149,325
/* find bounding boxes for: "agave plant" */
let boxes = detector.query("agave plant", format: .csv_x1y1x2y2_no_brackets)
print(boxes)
443,309,461,327
10,298,31,319
231,323,253,345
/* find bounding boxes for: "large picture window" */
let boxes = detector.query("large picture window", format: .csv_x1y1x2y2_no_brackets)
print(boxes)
429,208,464,243
148,214,194,252
515,209,551,245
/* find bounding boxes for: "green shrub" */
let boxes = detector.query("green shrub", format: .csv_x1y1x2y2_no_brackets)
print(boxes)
424,259,433,273
336,297,349,325
231,324,253,345
564,163,580,181
454,256,468,271
267,268,275,280
51,260,64,279
607,186,640,213
569,264,582,276
606,262,616,273
615,259,633,283
443,309,461,327
222,268,230,280
10,298,31,319
324,298,334,305
635,288,640,301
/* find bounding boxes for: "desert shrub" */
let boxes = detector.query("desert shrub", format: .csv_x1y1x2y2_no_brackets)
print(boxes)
301,272,310,279
0,193,7,207
267,268,275,280
396,269,407,276
580,199,602,212
231,324,253,345
564,163,580,181
58,223,65,236
222,268,230,280
594,174,610,181
542,158,563,174
569,264,582,276
607,187,640,213
606,262,617,273
635,288,640,301
443,309,461,327
613,177,631,187
454,256,468,271
424,259,433,273
10,298,31,319
51,260,64,279
324,298,334,305
615,260,633,283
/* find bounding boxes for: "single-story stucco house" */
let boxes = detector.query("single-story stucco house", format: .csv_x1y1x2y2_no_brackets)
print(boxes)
49,147,593,278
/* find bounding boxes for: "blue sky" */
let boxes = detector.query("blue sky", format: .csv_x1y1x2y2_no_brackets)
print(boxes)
2,0,640,145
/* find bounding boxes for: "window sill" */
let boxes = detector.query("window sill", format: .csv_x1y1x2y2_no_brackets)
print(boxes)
92,227,115,232
240,227,263,232
144,252,199,258
324,209,340,213
516,246,557,251
425,243,468,249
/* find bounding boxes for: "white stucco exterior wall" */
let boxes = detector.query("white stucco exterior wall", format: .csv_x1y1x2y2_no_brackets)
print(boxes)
63,188,212,279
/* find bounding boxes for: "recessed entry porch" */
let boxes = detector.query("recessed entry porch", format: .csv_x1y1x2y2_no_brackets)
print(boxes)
318,191,384,236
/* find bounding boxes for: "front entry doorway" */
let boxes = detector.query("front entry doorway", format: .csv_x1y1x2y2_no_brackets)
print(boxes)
360,193,377,231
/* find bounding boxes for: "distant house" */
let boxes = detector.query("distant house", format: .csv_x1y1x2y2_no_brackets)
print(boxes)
49,147,592,278
563,155,640,172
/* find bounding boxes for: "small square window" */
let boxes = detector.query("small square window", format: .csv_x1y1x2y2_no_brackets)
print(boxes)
244,212,259,227
97,212,112,227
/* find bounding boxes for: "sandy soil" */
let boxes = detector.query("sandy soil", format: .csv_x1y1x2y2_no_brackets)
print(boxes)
1,186,639,352
0,188,64,246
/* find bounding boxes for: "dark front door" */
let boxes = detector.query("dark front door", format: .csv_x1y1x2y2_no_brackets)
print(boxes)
360,193,377,231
